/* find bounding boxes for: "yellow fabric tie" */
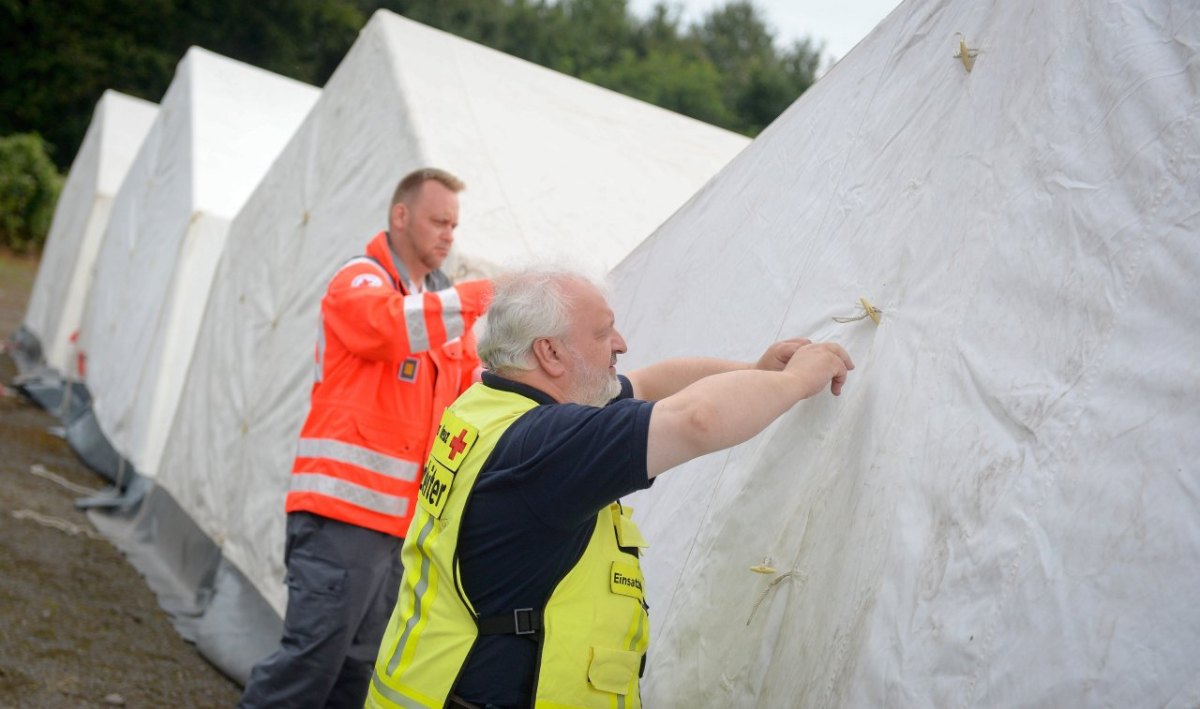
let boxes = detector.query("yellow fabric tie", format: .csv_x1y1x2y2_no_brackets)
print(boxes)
833,296,883,325
955,32,979,72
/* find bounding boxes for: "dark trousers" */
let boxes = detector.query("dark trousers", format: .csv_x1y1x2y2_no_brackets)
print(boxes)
238,512,404,709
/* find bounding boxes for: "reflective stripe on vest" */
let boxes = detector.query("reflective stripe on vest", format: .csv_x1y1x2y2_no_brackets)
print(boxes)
289,472,411,518
290,438,421,518
386,514,437,676
367,383,650,709
439,287,464,340
402,294,429,352
296,438,420,482
403,288,466,353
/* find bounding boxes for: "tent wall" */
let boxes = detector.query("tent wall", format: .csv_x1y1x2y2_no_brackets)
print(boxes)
88,488,281,685
608,0,1200,705
18,91,157,379
77,47,318,481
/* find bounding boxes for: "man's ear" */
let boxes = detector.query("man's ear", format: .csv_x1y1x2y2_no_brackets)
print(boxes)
533,338,567,377
390,201,409,231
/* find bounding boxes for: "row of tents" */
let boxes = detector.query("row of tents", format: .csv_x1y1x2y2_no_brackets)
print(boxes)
8,2,1199,705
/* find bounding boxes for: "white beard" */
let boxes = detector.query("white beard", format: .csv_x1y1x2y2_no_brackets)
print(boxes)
567,346,622,407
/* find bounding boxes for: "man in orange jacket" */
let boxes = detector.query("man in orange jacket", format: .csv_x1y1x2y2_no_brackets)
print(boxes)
239,168,493,708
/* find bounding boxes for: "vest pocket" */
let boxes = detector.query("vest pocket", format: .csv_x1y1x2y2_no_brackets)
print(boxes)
587,646,641,694
440,337,463,359
611,504,648,550
354,413,422,459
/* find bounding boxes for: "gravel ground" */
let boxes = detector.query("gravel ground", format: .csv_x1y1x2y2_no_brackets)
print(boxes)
0,251,242,708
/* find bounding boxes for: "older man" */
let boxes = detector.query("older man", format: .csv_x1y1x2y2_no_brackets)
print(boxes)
368,269,852,709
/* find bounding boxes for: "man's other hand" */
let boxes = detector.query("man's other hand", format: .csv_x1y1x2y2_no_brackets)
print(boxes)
754,337,812,372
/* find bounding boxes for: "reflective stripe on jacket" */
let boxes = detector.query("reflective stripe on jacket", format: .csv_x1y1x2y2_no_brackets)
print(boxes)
367,382,651,708
286,231,492,537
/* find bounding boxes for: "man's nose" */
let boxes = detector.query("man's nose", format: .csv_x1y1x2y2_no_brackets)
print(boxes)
613,331,628,354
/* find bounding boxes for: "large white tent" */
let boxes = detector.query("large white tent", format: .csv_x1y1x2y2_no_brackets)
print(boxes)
71,47,318,484
12,90,157,393
102,11,748,682
608,0,1199,705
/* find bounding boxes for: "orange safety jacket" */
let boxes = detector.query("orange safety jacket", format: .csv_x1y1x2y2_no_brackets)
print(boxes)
286,231,492,537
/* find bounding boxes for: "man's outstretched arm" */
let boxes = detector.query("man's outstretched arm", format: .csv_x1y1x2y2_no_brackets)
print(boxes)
626,338,811,401
645,341,853,478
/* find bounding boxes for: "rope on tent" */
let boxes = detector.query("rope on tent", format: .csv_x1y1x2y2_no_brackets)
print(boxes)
11,509,104,540
29,463,100,496
746,569,801,626
955,33,979,72
832,296,883,324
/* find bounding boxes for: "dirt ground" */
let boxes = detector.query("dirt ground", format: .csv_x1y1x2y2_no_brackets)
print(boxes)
0,252,242,708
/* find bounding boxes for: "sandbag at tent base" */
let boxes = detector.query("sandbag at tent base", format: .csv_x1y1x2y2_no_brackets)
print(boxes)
14,372,91,423
3,325,45,377
65,402,138,488
75,471,151,513
87,483,283,685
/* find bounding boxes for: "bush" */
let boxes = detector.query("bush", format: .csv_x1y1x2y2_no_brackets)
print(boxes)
0,132,63,253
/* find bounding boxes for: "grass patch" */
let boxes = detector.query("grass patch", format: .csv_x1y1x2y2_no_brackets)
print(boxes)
0,247,40,336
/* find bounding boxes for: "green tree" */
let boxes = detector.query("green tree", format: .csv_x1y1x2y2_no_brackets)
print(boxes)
734,37,821,133
0,133,64,253
586,49,731,127
0,0,365,172
557,0,635,75
1,0,826,191
634,1,688,52
690,1,820,134
168,0,364,83
1,0,177,173
693,0,777,77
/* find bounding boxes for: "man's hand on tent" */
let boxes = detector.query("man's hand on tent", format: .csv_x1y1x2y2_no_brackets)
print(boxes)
754,337,812,372
781,342,854,397
646,339,854,477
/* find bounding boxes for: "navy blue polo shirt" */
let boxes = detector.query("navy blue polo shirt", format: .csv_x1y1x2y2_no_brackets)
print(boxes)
454,371,656,706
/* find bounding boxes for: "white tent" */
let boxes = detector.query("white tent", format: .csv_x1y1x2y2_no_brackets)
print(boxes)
107,11,748,682
13,90,156,390
608,0,1199,705
73,47,318,484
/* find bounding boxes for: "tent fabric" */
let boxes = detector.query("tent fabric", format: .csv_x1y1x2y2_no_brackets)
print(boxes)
147,9,748,677
607,0,1200,705
87,487,281,685
76,47,319,482
17,90,157,379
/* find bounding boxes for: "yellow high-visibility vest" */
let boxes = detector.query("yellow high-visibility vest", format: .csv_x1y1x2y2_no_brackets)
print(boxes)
368,382,650,708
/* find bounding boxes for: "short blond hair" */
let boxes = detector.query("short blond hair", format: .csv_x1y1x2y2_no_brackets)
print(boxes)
390,167,465,208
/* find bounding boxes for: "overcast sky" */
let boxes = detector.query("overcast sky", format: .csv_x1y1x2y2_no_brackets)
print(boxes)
627,0,902,66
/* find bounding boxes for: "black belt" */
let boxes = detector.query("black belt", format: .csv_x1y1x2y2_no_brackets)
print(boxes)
447,695,483,709
476,607,542,636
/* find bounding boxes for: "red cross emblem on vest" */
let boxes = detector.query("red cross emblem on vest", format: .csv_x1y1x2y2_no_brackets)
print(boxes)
448,429,469,460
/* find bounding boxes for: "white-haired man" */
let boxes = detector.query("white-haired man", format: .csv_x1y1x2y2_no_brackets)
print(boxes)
368,269,853,709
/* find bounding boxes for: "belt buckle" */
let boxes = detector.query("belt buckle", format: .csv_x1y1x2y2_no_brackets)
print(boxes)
513,607,536,635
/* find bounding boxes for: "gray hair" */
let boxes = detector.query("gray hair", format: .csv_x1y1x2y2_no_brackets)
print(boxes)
477,269,600,374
